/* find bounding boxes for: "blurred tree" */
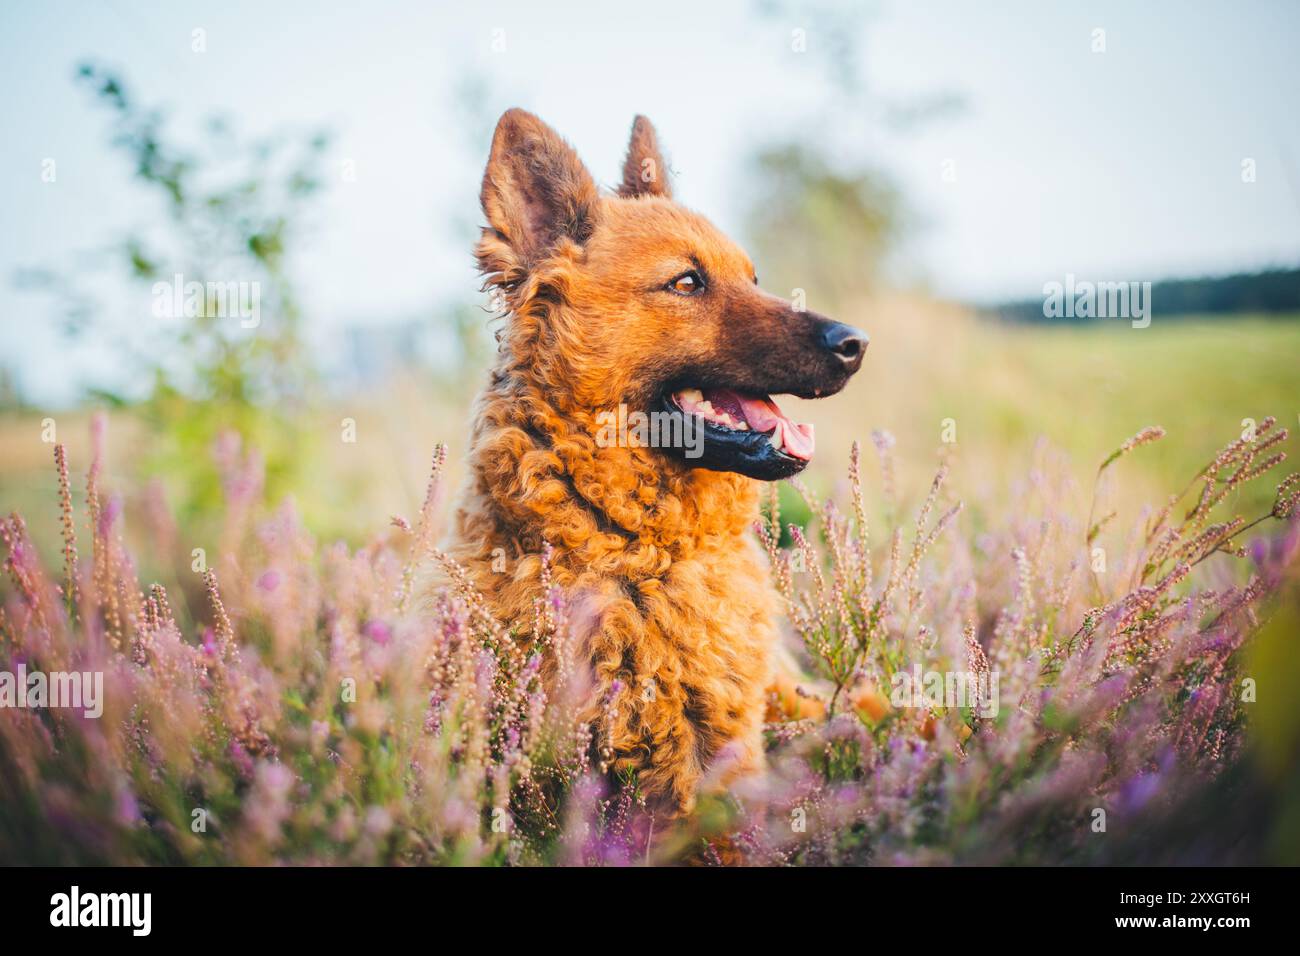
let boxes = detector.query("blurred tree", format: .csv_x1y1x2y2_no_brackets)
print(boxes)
23,64,332,527
744,144,903,305
991,268,1300,324
0,366,23,412
745,1,962,308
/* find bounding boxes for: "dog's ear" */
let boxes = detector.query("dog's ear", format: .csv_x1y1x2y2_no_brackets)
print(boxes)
618,115,672,199
479,108,599,272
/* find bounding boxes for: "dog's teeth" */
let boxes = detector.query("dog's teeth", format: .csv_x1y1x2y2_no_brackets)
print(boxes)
768,421,783,449
736,421,748,430
679,388,703,404
697,400,714,415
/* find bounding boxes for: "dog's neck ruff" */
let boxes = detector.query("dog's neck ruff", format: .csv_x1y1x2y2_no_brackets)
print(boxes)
466,357,761,581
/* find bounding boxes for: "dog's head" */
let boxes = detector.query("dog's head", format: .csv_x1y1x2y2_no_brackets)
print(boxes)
477,109,867,481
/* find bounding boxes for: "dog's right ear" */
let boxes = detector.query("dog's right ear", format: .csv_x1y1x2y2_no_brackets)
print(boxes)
479,109,599,279
618,115,672,199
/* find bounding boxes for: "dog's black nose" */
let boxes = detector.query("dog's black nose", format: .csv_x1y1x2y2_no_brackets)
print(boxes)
821,322,869,370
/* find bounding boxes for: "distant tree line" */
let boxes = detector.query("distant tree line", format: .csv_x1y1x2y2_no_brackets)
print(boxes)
988,267,1300,324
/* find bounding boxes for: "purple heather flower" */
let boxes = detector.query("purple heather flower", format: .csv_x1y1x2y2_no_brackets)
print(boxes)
99,494,123,535
116,788,141,825
229,741,255,778
1120,772,1162,812
363,805,392,838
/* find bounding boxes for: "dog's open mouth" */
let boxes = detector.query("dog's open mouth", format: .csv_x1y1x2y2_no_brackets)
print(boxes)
658,386,816,480
673,387,815,459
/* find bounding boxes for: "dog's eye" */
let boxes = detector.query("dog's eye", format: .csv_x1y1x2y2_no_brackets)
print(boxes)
667,271,705,296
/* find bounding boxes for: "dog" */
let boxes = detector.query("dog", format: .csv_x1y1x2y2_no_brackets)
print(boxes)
444,109,867,814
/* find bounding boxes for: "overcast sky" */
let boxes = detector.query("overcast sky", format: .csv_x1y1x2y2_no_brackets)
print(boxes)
2,0,1298,405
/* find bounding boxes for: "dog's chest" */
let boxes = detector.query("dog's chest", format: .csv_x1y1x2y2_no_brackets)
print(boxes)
615,539,778,722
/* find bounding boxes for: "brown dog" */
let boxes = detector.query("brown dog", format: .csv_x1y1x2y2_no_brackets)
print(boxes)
444,109,867,814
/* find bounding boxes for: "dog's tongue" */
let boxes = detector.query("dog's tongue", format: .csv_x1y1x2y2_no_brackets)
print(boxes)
705,388,815,461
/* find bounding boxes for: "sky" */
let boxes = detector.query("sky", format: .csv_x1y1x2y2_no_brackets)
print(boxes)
2,0,1298,406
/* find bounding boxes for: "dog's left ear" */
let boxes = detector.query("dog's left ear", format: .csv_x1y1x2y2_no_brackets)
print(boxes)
618,115,672,199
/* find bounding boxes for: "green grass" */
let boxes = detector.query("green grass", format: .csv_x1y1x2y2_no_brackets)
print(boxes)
3,310,1297,557
921,315,1299,521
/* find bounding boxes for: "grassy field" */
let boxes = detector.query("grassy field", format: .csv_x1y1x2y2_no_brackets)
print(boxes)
796,302,1299,514
3,300,1296,553
3,301,1295,691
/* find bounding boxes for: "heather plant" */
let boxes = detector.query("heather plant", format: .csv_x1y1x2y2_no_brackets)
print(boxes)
0,415,1296,865
0,423,605,865
735,419,1298,864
